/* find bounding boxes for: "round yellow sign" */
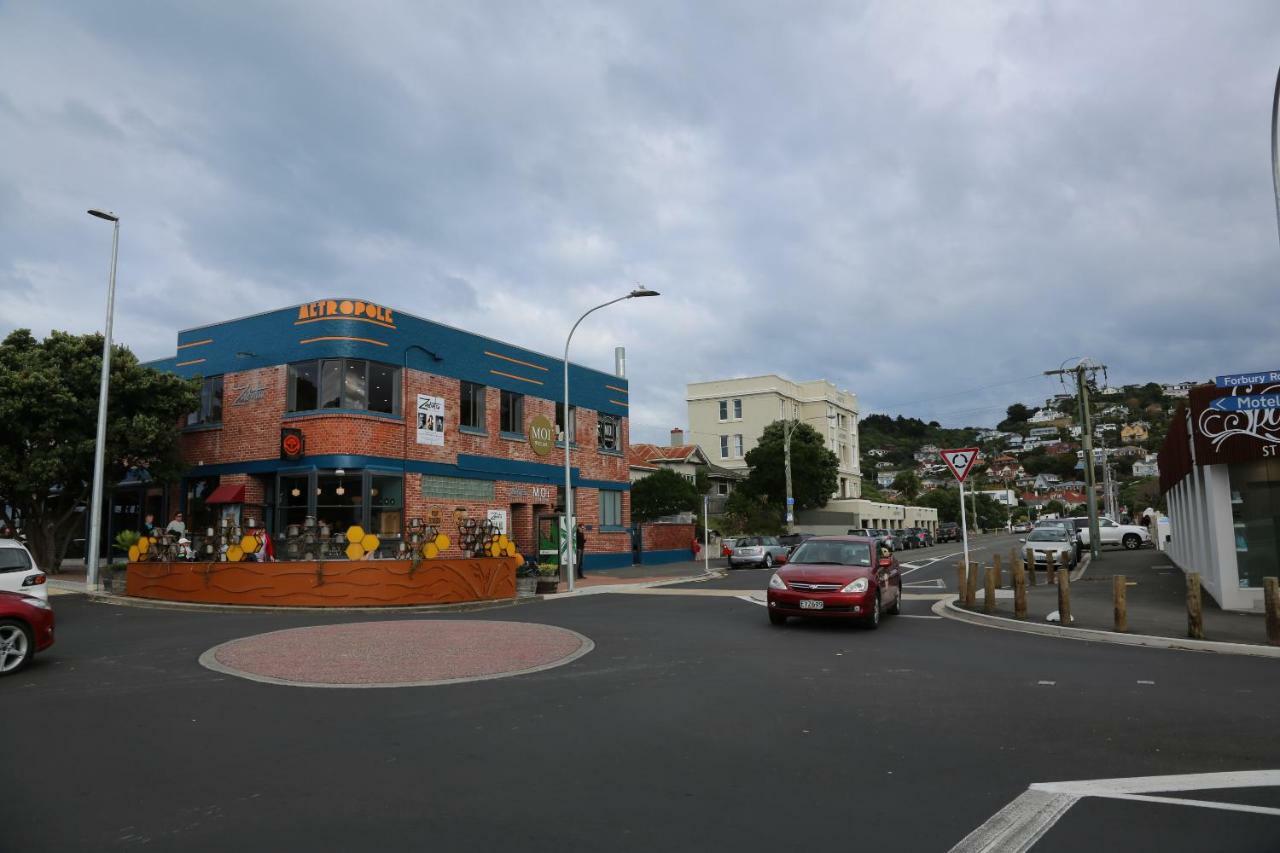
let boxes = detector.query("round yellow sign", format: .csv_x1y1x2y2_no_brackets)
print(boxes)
528,414,556,457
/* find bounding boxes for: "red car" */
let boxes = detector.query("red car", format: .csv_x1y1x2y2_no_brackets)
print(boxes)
0,590,55,675
766,536,902,628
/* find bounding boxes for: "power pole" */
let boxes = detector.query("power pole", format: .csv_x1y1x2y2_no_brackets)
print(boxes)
1045,359,1106,561
783,418,794,533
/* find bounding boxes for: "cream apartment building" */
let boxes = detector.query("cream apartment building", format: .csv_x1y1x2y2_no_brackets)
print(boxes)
686,375,862,499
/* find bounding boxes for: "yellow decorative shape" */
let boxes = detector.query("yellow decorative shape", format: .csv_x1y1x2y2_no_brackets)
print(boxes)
345,542,365,560
227,545,244,562
346,525,365,543
137,537,150,554
240,535,260,554
128,545,140,562
515,553,525,567
361,533,380,551
497,534,509,548
423,542,439,559
434,534,450,551
505,541,517,557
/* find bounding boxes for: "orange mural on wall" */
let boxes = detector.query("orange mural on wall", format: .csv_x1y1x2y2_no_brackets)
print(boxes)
126,558,516,607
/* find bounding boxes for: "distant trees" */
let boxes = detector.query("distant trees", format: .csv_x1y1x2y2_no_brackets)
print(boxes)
998,404,1031,431
630,468,701,522
891,470,921,500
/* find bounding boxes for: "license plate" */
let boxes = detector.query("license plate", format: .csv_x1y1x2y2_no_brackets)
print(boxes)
799,599,824,610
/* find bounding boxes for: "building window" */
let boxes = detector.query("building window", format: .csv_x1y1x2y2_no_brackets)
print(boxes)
598,413,621,451
719,400,728,421
733,399,742,419
718,483,728,495
460,381,486,430
599,490,623,527
187,375,224,426
556,402,577,443
369,474,404,540
1229,459,1280,590
420,474,495,500
734,434,744,457
289,359,399,415
316,472,363,532
720,435,729,459
500,390,524,434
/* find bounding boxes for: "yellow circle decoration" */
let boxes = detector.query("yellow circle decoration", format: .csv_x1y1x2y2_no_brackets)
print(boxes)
240,535,260,554
346,525,365,543
434,534,450,551
424,542,440,559
345,542,365,561
361,533,380,551
128,545,140,562
514,553,525,567
227,545,244,562
137,537,150,554
497,534,508,548
339,300,354,315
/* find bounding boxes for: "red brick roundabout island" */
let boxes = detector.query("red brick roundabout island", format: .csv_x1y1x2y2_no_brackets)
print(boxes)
199,621,594,688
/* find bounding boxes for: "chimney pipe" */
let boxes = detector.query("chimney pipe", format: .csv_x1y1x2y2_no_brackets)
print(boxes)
614,346,626,378
670,428,684,447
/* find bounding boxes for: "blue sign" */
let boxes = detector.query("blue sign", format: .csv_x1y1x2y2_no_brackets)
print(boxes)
1209,394,1280,412
1215,370,1280,388
786,496,795,505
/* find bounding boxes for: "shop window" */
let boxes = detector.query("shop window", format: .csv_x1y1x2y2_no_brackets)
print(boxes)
186,375,223,426
460,381,486,430
316,472,363,533
555,402,577,444
289,362,318,411
279,474,311,529
1229,459,1280,590
342,360,367,409
370,475,404,542
289,359,400,415
598,413,621,452
599,490,623,527
368,363,397,414
500,390,524,434
320,360,342,409
420,475,495,500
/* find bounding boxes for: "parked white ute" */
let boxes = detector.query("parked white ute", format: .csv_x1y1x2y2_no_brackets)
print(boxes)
1075,517,1152,551
0,539,48,601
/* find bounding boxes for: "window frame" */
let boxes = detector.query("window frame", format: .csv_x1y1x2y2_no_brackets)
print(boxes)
597,412,621,452
720,435,729,459
460,381,487,432
598,490,623,528
286,359,400,416
500,389,525,436
718,400,728,421
186,375,224,427
733,398,742,419
733,434,744,457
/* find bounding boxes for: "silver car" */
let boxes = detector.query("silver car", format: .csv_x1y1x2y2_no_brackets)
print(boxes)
1021,527,1077,570
729,535,789,569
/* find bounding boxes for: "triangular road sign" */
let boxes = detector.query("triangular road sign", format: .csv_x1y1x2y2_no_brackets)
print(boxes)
940,447,980,483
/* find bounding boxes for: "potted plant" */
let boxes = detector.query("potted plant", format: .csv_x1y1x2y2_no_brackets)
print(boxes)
515,559,540,597
535,562,561,595
109,530,141,593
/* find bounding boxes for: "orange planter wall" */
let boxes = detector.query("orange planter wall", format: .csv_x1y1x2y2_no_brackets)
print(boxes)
126,558,517,607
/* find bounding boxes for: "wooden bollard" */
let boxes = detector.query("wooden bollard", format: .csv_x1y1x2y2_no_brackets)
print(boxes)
1046,552,1057,584
1265,577,1280,646
993,554,1003,589
956,561,967,604
1057,567,1072,626
1026,548,1037,586
1013,556,1028,620
1187,572,1204,640
966,561,979,607
984,566,996,613
1113,575,1128,633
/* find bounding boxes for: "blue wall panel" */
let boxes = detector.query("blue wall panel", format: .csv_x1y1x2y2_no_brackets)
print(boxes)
638,549,695,565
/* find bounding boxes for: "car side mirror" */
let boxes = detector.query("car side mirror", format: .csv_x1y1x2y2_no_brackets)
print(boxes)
1019,538,1026,543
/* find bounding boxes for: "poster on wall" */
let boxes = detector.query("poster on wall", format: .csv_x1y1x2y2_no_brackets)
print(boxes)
486,509,508,534
416,394,445,446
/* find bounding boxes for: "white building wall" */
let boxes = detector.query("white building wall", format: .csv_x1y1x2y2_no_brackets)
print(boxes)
1164,465,1264,613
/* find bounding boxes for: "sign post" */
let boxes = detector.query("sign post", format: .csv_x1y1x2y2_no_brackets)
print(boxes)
940,448,980,581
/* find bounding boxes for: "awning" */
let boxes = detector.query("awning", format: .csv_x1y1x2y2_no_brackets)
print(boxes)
204,484,246,505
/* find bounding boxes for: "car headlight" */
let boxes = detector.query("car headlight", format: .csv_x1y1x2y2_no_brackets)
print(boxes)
22,596,52,611
768,573,787,590
840,577,869,594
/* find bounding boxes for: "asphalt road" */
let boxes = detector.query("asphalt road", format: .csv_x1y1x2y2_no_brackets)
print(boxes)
4,579,1278,852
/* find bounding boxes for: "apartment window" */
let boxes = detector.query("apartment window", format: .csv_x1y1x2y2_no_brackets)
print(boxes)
599,490,623,527
289,359,399,415
718,483,729,495
187,375,224,426
720,435,729,459
734,434,744,457
460,381,486,430
598,413,621,451
500,390,524,434
555,402,577,443
719,400,728,421
733,399,742,419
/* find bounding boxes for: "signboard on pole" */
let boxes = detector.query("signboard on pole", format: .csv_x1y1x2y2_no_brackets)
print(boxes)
1208,393,1280,412
939,448,979,482
1215,369,1280,388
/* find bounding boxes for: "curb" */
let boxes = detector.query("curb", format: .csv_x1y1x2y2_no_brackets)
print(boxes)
933,598,1280,659
535,569,724,601
78,589,529,616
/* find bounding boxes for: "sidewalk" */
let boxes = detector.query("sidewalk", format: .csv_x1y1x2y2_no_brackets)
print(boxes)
963,547,1273,648
550,559,717,594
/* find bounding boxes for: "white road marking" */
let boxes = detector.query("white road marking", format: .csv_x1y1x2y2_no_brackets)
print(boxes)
1137,680,1155,685
1037,680,1056,685
949,788,1078,853
1099,792,1280,817
899,614,942,620
904,578,946,589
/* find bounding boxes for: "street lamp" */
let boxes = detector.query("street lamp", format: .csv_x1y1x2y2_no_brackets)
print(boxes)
783,412,837,533
85,208,120,592
563,287,659,591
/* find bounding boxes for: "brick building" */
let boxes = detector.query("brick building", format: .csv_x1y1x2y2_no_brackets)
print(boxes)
142,299,634,570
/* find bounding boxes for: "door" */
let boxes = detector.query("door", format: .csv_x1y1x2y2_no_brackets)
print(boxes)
1098,518,1120,545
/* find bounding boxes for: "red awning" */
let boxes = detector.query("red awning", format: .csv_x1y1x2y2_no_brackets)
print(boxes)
204,484,246,505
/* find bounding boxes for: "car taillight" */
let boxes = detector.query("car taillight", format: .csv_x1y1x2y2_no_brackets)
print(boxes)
22,573,46,586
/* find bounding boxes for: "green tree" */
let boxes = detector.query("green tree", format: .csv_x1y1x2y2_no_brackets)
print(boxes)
742,421,839,518
1044,499,1066,516
0,330,200,571
630,468,701,522
915,487,959,523
890,470,921,500
998,403,1031,431
722,486,782,535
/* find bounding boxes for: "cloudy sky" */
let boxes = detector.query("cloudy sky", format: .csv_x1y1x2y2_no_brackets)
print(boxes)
2,1,1278,443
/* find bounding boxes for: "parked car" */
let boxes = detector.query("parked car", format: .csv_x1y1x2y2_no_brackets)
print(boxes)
866,528,904,552
903,527,932,549
0,539,47,601
1020,526,1078,570
895,530,916,550
1074,516,1152,550
936,522,961,543
766,536,902,628
729,536,790,569
778,532,815,553
0,590,55,675
1011,521,1033,534
1034,518,1083,561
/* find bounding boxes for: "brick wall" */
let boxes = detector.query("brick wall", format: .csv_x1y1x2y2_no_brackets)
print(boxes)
642,522,696,551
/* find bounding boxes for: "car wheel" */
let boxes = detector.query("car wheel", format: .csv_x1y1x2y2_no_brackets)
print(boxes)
1122,534,1141,550
0,620,33,675
769,610,787,626
887,583,901,615
863,593,881,629
763,554,774,569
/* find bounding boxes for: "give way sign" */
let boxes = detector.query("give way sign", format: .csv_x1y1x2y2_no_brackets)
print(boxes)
940,448,979,483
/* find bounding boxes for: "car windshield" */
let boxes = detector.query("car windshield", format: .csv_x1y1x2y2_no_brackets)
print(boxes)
1028,529,1068,542
790,541,873,566
0,548,33,572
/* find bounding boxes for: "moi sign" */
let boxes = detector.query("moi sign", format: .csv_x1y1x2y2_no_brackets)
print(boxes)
528,414,555,457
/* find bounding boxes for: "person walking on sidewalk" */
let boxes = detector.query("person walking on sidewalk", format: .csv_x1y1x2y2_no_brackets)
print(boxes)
575,523,587,579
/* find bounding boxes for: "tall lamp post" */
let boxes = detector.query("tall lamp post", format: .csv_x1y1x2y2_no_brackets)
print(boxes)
563,287,659,591
85,208,120,591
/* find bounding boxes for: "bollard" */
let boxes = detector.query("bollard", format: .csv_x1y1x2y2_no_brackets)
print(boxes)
984,566,996,614
1057,567,1072,627
966,561,979,607
1113,575,1128,633
1013,555,1027,620
956,561,967,604
1187,572,1204,640
993,554,1003,589
1026,548,1037,586
1046,552,1057,585
1264,577,1280,646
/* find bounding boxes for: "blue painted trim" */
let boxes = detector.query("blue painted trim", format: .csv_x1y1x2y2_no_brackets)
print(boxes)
639,549,695,565
284,408,401,421
583,552,634,571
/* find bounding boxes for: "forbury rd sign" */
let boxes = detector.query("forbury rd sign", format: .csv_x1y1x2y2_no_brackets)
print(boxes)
1209,393,1280,412
1215,369,1280,388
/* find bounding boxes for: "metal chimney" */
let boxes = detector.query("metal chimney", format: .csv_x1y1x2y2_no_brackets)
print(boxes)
614,346,626,378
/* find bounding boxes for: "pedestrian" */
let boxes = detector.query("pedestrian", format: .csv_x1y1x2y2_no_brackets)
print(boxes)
166,512,187,536
176,536,194,561
574,523,587,579
692,535,701,560
142,513,157,536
